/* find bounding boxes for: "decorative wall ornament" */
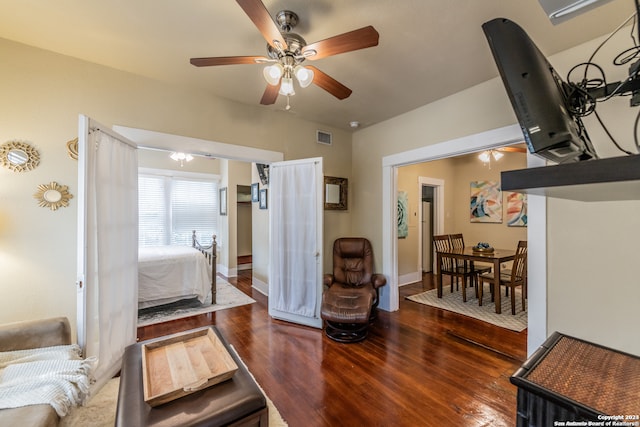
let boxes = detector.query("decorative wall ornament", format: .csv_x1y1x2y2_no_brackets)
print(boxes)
0,140,40,172
397,190,408,238
34,181,73,211
470,180,502,223
66,138,79,160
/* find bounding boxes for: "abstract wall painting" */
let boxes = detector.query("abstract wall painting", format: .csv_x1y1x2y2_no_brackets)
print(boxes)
398,190,408,238
470,181,502,223
506,191,528,227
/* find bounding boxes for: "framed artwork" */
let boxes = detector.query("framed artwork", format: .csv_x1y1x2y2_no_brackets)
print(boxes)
397,190,408,238
470,181,502,223
259,188,268,209
251,183,260,202
219,187,227,216
256,163,269,185
506,191,528,227
324,176,348,210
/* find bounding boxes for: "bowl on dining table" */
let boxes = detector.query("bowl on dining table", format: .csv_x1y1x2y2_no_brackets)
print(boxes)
472,242,494,253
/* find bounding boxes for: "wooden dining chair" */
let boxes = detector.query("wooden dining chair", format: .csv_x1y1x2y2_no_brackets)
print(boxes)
449,233,491,296
433,234,475,302
478,240,527,314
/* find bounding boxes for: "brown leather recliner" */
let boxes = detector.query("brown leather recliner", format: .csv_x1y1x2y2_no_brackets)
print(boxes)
320,238,387,342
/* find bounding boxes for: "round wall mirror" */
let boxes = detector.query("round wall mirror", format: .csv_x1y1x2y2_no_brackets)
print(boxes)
7,149,28,165
43,189,63,203
0,140,40,172
34,182,73,211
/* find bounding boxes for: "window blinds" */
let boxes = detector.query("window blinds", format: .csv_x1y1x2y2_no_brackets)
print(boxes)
139,172,218,247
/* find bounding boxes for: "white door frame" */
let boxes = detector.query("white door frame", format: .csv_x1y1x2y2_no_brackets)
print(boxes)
113,125,284,291
381,124,547,354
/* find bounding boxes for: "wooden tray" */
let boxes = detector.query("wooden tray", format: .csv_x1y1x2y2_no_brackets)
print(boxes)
141,327,238,407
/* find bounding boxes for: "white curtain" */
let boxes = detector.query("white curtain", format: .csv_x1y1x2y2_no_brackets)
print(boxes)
84,128,138,390
269,161,318,317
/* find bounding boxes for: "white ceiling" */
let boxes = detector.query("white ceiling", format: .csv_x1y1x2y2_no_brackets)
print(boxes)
0,0,635,131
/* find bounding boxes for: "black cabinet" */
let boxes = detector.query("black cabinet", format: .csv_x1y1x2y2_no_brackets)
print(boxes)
511,332,640,426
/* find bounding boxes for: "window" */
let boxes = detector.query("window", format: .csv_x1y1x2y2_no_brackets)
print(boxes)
138,168,219,247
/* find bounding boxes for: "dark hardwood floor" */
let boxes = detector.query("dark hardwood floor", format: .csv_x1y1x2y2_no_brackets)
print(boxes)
138,271,527,427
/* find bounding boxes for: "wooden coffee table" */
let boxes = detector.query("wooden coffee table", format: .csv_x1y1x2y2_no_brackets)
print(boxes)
115,326,268,426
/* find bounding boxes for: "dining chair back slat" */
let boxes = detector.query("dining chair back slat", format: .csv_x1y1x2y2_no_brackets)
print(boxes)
478,240,527,315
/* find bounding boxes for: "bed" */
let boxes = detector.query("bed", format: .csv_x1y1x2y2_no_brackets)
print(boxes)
138,231,217,309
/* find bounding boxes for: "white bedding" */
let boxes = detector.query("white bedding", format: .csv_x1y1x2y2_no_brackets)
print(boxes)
138,246,212,309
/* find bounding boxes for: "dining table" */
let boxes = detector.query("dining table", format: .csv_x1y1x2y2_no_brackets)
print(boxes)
436,246,517,314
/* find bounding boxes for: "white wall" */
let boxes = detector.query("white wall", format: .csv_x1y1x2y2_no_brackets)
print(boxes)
353,28,640,356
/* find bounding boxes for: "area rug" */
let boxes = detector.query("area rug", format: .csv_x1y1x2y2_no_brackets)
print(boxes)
138,278,256,327
406,286,527,332
61,352,288,426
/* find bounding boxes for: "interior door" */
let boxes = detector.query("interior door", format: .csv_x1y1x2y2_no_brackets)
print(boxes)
268,157,323,328
76,114,138,390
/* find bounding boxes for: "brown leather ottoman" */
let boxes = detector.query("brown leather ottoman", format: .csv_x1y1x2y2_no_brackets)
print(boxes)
116,326,268,427
321,284,373,343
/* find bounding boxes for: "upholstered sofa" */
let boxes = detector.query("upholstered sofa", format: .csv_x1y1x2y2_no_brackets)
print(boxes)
0,317,72,427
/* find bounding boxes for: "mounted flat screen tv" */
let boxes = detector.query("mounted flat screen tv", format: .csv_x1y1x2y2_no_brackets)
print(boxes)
482,18,598,163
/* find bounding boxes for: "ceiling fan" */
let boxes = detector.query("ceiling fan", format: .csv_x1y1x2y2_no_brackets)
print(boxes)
190,0,379,108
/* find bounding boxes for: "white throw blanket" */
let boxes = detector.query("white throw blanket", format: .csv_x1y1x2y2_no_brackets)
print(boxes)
0,344,95,416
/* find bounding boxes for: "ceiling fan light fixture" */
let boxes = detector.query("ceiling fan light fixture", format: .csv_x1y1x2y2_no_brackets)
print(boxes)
478,151,491,163
492,150,504,161
279,76,295,96
263,63,284,85
294,65,314,88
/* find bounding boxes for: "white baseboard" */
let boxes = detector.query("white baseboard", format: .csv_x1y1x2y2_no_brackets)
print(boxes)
252,276,268,296
398,271,421,287
217,264,237,278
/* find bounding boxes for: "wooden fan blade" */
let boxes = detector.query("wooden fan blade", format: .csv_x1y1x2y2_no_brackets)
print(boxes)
302,26,379,60
236,0,288,50
498,145,528,153
307,66,352,100
260,82,280,105
190,56,268,67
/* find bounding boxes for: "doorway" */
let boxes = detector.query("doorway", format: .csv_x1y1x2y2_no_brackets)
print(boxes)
236,185,252,271
421,186,434,273
113,125,283,293
380,124,547,354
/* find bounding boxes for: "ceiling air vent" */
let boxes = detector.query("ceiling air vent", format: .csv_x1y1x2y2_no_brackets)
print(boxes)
316,130,332,146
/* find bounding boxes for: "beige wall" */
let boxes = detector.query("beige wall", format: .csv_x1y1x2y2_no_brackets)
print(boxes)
237,202,252,257
397,152,527,279
353,29,640,355
396,158,456,277
0,38,352,330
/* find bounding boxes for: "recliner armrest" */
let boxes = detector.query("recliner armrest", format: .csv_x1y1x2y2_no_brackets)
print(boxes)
323,274,335,289
371,274,387,289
